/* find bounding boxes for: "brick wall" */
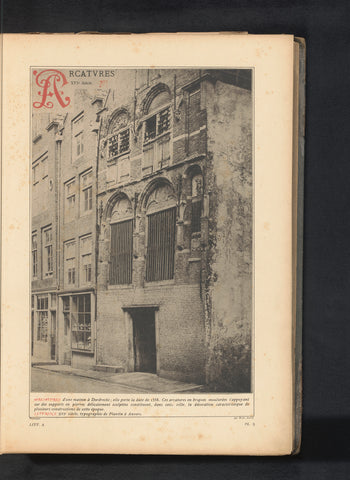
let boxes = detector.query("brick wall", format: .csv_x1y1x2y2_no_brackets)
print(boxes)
97,284,206,384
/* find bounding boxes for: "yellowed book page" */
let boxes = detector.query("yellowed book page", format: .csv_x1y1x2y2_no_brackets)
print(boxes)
1,33,294,455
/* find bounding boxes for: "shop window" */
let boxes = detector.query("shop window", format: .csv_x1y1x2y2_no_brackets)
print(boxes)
63,296,70,336
37,295,48,342
71,295,92,351
32,232,38,278
42,226,53,277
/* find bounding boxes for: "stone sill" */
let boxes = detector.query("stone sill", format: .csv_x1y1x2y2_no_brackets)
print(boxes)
107,284,133,290
71,349,94,356
144,279,175,287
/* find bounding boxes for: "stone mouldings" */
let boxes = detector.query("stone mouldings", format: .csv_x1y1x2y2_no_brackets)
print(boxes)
110,196,133,224
144,182,177,215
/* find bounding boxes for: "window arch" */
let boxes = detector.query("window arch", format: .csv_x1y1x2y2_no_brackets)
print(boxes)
110,196,133,223
147,90,171,115
108,110,130,160
143,84,171,115
145,181,177,214
144,182,177,282
109,196,133,285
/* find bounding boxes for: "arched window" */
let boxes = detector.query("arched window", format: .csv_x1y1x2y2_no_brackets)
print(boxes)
108,110,130,160
109,196,133,285
145,182,177,282
143,87,172,174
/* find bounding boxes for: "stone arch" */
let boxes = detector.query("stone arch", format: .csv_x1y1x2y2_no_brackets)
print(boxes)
104,192,133,223
108,108,130,134
142,83,172,115
184,164,203,197
110,197,133,224
184,163,203,180
140,178,177,214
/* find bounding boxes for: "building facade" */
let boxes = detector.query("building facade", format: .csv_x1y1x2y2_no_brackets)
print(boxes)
31,112,60,362
31,68,252,392
31,91,100,369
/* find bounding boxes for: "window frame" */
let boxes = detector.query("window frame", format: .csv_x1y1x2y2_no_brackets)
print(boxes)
71,294,93,352
64,240,76,286
64,178,76,223
80,234,92,286
42,226,53,277
143,104,171,144
37,295,49,342
80,170,93,214
41,156,48,179
32,232,38,279
32,162,39,186
107,126,130,161
72,112,84,161
142,103,172,174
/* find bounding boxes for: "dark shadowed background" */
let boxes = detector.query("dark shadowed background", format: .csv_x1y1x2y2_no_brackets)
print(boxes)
2,0,350,477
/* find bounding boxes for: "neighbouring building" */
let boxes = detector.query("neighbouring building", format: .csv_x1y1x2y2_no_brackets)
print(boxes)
31,112,60,362
56,90,101,370
31,68,252,392
31,89,100,369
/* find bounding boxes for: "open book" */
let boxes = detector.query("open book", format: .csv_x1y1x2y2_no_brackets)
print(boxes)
1,33,305,455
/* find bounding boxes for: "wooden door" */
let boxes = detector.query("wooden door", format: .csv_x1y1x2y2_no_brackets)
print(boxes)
133,309,156,373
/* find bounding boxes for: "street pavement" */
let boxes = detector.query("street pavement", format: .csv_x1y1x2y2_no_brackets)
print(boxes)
31,367,143,393
31,365,204,393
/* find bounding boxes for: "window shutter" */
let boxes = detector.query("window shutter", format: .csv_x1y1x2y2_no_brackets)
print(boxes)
146,207,176,282
110,220,133,285
191,200,202,233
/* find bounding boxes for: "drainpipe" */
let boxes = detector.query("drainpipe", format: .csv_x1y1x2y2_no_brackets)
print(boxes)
94,107,104,366
55,122,63,363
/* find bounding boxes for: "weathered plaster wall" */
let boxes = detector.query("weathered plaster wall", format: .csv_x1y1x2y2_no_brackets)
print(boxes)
205,78,252,392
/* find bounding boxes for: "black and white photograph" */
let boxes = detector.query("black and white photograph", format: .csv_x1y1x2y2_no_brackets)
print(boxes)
30,67,253,394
